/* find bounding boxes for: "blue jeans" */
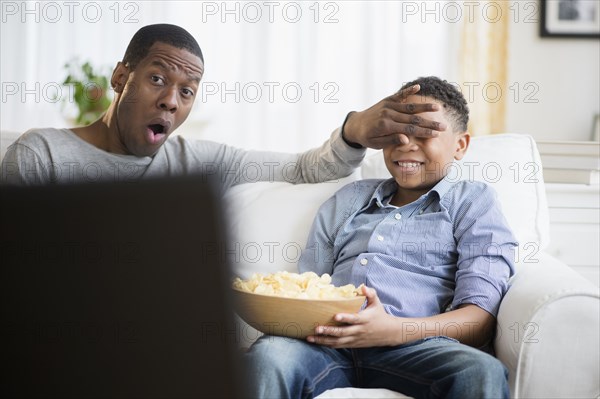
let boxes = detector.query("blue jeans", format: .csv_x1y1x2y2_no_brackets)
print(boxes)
245,335,509,399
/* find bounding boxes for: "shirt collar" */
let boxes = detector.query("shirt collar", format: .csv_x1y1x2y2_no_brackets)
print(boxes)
370,172,458,208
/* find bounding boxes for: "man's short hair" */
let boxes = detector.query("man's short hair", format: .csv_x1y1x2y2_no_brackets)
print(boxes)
122,24,204,70
401,76,469,133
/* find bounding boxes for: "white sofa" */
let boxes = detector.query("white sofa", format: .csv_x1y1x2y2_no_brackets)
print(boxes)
223,134,600,399
2,131,599,398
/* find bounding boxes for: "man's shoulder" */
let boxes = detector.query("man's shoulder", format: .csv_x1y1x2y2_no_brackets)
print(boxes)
10,127,73,148
162,135,229,156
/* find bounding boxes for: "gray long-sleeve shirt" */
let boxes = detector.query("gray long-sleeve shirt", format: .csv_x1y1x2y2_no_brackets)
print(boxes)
1,127,365,188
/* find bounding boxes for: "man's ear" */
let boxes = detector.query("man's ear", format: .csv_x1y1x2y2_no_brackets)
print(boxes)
454,132,470,161
110,62,129,94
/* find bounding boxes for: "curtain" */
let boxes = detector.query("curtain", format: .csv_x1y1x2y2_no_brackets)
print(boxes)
460,0,510,136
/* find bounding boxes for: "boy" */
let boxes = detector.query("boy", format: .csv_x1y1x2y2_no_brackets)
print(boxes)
245,76,517,398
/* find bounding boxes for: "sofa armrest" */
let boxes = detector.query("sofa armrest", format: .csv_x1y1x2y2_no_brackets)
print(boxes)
495,253,599,398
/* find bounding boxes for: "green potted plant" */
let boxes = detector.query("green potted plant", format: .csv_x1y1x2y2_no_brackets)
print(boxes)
59,60,112,125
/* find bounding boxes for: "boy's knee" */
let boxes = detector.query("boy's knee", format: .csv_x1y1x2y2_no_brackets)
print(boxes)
465,352,508,382
435,349,509,398
485,356,508,380
246,336,306,371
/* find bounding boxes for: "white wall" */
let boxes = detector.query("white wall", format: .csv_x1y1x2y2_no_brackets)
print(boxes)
1,1,598,146
506,7,600,142
0,1,457,152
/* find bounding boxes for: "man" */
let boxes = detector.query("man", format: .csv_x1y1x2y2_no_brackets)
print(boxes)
1,24,446,187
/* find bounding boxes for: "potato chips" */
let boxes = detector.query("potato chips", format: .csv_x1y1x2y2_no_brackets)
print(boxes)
232,271,363,299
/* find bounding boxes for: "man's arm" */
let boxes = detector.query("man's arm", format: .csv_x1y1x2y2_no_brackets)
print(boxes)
211,85,446,188
1,143,50,185
206,126,363,188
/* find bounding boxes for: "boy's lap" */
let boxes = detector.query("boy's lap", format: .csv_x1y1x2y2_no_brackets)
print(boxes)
246,335,352,371
357,336,499,379
247,334,501,383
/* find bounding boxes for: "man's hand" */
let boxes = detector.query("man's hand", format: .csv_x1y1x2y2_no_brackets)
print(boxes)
306,286,401,348
342,84,447,149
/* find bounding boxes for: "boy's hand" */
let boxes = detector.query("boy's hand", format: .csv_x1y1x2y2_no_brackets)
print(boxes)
342,84,447,149
307,286,400,348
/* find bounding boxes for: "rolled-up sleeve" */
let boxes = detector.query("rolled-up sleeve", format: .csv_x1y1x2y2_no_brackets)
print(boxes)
451,184,517,317
298,182,361,276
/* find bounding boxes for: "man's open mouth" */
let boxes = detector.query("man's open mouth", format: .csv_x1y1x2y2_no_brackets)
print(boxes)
148,124,166,135
145,120,171,146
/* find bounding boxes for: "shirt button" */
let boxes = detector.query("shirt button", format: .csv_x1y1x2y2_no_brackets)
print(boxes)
377,235,384,241
360,258,368,266
394,213,402,220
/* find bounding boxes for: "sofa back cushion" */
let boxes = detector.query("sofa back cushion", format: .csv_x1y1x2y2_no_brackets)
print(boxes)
225,134,549,282
224,174,358,280
361,134,550,254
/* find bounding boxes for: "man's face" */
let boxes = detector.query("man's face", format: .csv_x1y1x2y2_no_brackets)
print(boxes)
112,42,204,156
383,95,469,195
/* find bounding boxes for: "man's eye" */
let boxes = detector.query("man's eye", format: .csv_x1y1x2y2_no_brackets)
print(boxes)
151,75,164,84
182,88,194,97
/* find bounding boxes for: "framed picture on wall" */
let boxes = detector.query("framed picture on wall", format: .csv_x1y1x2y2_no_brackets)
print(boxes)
540,0,600,38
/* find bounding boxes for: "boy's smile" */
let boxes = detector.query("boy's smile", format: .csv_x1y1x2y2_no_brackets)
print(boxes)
384,95,470,206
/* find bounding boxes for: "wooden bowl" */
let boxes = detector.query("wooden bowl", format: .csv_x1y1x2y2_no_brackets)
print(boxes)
232,289,366,339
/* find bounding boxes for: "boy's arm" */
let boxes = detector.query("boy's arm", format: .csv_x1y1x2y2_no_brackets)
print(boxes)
451,183,517,320
308,286,495,348
297,195,339,276
298,181,360,276
398,304,496,348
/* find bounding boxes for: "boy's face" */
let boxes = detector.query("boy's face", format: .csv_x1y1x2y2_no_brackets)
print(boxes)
383,95,469,197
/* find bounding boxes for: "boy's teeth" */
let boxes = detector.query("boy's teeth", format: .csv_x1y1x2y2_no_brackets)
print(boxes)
396,162,420,167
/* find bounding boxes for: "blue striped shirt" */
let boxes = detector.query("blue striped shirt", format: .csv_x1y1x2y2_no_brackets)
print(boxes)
298,176,517,318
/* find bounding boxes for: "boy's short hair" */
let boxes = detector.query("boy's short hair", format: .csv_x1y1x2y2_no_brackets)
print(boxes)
122,24,204,70
401,77,469,133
